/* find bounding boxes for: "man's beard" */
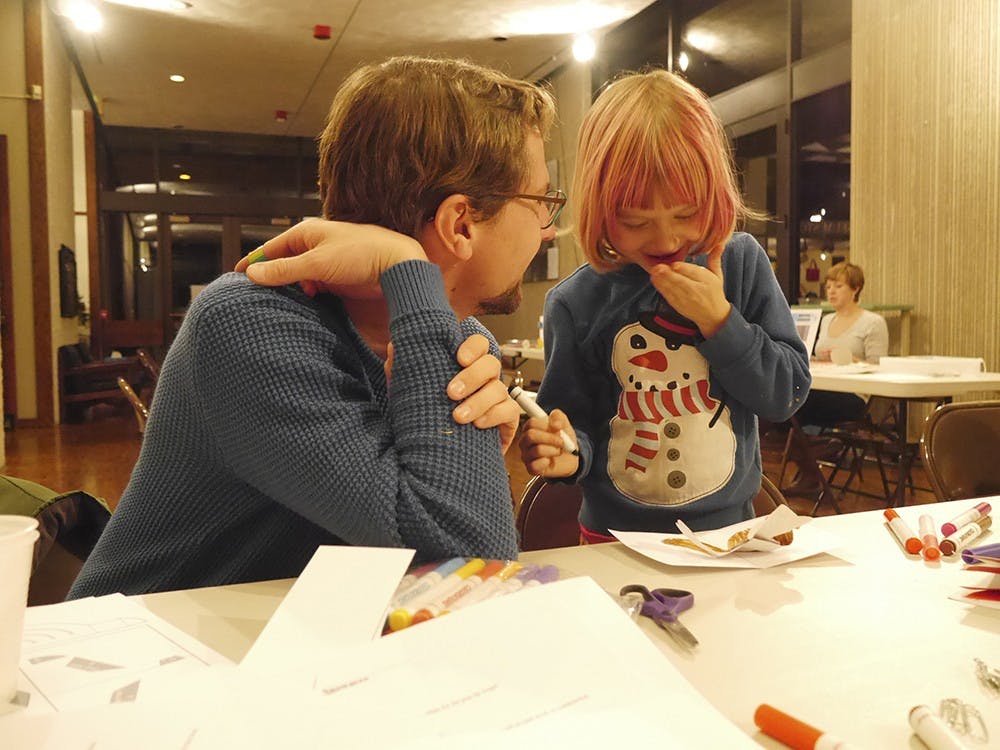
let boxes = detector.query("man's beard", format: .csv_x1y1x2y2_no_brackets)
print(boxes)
477,281,522,316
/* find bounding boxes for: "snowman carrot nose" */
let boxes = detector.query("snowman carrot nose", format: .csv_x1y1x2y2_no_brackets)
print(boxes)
628,350,668,371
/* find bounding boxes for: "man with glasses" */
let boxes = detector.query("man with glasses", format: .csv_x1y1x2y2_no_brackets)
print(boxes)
70,57,559,598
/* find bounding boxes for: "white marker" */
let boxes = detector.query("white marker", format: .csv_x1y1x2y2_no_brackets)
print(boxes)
909,705,967,750
509,383,579,455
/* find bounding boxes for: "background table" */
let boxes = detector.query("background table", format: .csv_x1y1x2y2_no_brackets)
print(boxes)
804,366,1000,507
141,498,1000,748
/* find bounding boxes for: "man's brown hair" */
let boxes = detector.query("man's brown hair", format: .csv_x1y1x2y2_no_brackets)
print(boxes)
318,56,555,237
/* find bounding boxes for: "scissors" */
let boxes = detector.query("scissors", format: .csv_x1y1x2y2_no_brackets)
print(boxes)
619,584,699,650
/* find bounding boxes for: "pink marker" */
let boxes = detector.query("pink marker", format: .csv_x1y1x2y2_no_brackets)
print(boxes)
941,502,991,536
884,509,922,554
918,514,940,561
940,515,992,556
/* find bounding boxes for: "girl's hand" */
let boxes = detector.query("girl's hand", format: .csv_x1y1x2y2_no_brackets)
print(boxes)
649,243,731,338
518,409,580,478
236,218,427,298
447,335,520,454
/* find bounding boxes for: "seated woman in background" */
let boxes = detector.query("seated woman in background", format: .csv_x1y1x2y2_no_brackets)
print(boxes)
786,261,889,496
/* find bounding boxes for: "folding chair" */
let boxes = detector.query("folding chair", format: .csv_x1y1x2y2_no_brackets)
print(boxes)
921,400,1000,501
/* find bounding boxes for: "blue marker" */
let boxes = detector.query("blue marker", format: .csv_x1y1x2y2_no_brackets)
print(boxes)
962,542,1000,564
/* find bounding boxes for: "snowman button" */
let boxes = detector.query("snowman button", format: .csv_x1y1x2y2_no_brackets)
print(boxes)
666,448,680,461
667,471,686,488
663,422,681,438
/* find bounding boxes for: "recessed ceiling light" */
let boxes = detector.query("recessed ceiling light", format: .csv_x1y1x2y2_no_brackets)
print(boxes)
65,1,104,33
169,74,185,83
178,173,191,181
572,34,596,62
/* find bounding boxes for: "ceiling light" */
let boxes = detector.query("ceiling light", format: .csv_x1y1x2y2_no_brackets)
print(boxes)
178,173,191,181
819,252,828,261
169,74,185,83
809,214,822,223
105,0,192,11
65,1,103,32
820,208,826,216
678,51,690,72
684,29,721,54
572,34,596,62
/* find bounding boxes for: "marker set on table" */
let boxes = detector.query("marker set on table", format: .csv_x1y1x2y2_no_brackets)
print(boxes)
884,503,993,560
384,558,560,633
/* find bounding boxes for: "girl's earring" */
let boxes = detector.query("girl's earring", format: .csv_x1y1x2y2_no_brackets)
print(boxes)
599,238,621,261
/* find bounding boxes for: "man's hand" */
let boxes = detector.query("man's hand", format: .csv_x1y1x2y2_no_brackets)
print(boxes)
447,335,520,454
649,243,731,338
518,409,580,478
235,218,427,298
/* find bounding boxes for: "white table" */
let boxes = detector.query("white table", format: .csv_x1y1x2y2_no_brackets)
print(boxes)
803,366,1000,508
141,498,1000,748
499,342,545,371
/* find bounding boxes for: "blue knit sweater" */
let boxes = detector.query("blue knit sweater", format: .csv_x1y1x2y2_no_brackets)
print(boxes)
69,261,517,597
538,233,810,535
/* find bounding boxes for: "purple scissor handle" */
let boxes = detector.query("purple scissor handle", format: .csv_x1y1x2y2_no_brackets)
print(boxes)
619,584,699,649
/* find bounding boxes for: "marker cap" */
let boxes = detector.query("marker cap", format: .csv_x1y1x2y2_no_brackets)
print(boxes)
754,704,822,748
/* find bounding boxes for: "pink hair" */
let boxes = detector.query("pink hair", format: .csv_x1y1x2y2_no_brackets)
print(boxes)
574,69,749,272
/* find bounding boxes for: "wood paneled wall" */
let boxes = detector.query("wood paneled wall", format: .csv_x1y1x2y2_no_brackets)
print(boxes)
851,0,1000,369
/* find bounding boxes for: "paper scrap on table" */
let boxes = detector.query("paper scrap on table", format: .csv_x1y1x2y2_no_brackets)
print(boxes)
0,577,758,749
13,593,230,715
613,507,842,569
240,545,414,671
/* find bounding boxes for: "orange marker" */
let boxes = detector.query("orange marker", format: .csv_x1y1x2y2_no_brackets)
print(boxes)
884,509,922,554
754,704,859,750
918,514,941,561
409,559,506,625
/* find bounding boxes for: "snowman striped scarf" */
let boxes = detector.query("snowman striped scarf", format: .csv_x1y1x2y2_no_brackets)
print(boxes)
617,379,717,473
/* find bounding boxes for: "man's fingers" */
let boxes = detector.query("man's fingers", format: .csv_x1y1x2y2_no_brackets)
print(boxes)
448,352,501,401
455,334,491,367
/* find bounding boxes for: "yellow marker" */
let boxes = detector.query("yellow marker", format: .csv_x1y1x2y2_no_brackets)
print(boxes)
442,560,522,614
387,558,485,631
245,247,267,265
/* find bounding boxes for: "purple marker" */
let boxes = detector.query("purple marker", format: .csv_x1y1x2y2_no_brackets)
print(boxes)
961,541,1000,564
941,502,991,536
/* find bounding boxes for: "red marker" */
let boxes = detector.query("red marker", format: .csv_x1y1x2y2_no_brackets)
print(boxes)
884,509,922,554
754,704,859,749
918,514,941,561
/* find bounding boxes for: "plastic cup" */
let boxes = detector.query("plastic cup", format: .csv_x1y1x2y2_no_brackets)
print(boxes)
0,516,40,705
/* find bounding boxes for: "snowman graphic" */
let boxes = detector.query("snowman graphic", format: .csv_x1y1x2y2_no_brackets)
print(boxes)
607,302,736,506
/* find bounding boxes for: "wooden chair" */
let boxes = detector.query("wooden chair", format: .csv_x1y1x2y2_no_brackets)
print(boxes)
117,376,149,433
515,476,582,552
58,342,142,423
921,400,1000,501
91,313,165,361
515,474,788,552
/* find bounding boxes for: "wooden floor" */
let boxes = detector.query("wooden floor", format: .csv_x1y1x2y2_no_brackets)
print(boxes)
3,410,938,517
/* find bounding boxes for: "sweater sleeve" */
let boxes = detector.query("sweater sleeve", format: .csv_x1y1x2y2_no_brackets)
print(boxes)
188,263,517,561
698,236,812,422
863,312,890,363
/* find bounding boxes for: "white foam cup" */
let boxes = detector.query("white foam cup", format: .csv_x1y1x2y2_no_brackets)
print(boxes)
0,515,40,705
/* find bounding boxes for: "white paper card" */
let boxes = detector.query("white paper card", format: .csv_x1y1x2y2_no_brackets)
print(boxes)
239,545,414,671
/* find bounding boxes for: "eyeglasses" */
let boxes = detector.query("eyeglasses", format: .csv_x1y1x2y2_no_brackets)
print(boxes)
488,188,567,229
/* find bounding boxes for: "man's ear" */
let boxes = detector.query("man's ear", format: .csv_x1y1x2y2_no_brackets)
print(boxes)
429,194,476,262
